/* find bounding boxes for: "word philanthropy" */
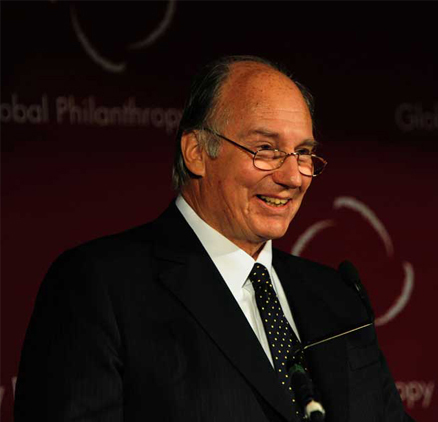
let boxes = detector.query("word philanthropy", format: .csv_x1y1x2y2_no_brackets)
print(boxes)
0,94,182,134
395,102,438,132
396,380,435,409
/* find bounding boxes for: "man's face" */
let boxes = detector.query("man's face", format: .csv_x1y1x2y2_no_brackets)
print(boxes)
188,64,314,257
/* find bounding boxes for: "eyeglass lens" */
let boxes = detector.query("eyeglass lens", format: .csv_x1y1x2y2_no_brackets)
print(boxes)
254,150,324,176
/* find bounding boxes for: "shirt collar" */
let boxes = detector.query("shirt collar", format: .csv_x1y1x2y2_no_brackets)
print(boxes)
176,195,274,298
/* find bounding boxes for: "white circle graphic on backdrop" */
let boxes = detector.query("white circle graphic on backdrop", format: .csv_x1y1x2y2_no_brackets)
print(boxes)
291,196,414,326
69,1,177,73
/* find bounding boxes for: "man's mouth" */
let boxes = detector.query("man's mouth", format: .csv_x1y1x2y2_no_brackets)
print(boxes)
257,195,290,207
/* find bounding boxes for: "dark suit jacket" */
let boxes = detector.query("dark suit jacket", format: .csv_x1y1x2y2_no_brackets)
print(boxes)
15,203,412,421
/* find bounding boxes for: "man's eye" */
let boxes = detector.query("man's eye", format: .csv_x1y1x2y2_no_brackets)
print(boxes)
296,148,313,155
259,144,273,150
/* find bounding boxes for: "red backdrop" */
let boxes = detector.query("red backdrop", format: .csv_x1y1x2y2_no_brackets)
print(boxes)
2,2,437,421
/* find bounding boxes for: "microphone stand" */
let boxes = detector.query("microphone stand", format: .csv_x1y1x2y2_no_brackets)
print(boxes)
298,322,373,354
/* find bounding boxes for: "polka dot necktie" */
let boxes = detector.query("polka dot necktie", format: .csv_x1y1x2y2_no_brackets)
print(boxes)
249,263,308,418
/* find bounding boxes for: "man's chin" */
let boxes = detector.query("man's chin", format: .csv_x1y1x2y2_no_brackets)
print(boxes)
255,226,290,243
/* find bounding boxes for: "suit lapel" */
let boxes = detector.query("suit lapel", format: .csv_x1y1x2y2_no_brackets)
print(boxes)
151,204,297,422
273,252,349,422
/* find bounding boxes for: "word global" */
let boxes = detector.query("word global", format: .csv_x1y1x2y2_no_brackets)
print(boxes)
0,94,182,134
395,102,438,132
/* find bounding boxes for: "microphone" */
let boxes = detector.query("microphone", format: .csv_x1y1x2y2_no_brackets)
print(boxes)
289,363,325,421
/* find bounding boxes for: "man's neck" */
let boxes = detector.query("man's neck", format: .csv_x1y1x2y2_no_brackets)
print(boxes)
180,191,266,260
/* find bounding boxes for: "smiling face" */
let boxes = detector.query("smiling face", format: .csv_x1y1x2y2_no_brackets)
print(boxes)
182,63,315,258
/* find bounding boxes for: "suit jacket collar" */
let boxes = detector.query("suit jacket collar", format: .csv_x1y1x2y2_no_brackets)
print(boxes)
175,194,275,302
151,203,299,421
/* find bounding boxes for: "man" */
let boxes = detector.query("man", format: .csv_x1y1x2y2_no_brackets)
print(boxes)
15,56,412,421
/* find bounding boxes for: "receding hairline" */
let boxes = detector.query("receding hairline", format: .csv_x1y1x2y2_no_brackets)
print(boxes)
221,60,297,95
210,61,310,128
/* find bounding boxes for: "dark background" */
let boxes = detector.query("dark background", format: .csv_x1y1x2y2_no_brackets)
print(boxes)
2,1,437,421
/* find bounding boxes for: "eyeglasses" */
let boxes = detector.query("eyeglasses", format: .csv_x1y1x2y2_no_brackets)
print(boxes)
204,128,327,177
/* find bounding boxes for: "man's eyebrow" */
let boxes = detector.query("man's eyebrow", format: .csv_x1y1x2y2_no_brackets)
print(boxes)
246,129,279,139
246,129,319,149
297,138,320,149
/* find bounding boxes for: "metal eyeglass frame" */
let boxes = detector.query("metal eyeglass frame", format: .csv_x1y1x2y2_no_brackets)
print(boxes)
204,128,327,177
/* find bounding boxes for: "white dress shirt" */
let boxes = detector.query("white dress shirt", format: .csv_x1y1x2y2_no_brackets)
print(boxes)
176,195,301,367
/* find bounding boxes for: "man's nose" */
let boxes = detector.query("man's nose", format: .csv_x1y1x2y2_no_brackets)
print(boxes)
271,154,303,188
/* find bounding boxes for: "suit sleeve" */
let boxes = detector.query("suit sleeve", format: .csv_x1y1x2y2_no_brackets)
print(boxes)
14,249,124,422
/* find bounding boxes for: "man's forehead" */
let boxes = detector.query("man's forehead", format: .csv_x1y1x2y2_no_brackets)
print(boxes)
226,62,292,91
220,63,304,109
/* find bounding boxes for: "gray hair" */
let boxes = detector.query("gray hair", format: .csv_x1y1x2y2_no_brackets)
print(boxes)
172,55,314,191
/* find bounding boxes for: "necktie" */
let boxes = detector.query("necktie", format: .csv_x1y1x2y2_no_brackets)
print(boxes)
249,263,307,419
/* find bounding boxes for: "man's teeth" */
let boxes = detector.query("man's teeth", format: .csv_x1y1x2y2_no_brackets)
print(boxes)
259,195,289,206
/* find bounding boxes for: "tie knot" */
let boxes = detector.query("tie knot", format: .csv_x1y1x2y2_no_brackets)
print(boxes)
249,263,271,287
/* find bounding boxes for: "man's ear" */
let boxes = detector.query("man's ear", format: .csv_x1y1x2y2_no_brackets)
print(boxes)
181,131,206,177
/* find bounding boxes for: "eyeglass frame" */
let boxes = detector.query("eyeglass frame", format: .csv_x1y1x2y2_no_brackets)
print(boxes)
203,128,327,177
